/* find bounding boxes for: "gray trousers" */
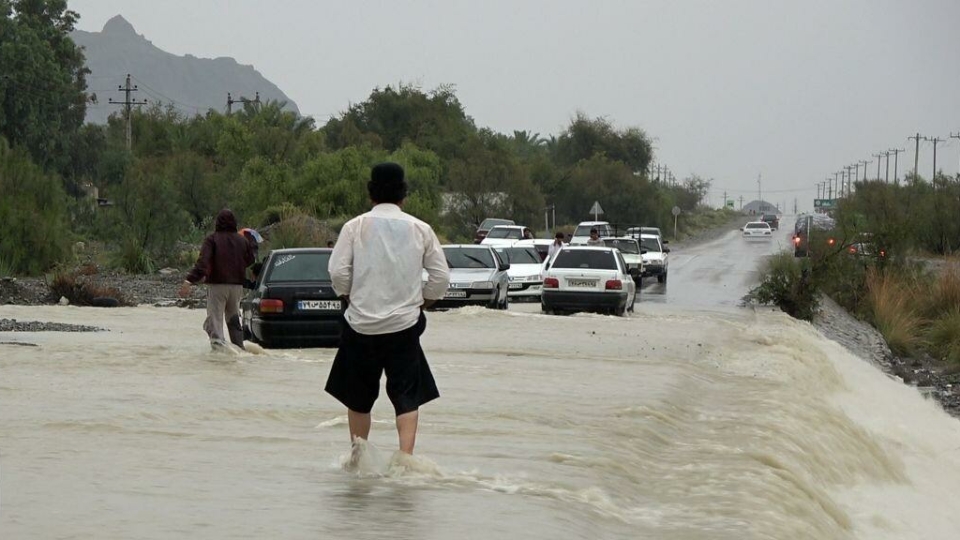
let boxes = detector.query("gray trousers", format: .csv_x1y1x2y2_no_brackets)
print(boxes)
203,284,245,348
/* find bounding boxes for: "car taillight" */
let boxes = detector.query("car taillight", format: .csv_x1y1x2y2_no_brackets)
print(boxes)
793,236,801,245
605,279,623,290
828,238,835,245
849,246,857,254
879,250,886,258
543,277,559,289
260,299,284,313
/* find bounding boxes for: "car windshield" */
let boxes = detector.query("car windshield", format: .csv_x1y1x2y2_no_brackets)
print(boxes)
444,247,495,269
746,223,769,229
496,247,541,264
574,225,609,237
640,238,662,252
479,218,513,231
487,227,522,239
264,252,331,282
552,249,617,270
602,239,640,254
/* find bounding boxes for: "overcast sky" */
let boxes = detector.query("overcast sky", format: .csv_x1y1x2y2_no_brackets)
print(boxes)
69,0,960,211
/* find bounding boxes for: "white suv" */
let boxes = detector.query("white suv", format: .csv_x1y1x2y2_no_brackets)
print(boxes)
570,221,613,245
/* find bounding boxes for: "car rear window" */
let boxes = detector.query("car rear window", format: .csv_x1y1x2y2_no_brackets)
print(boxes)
746,223,769,229
479,218,514,230
487,227,522,239
496,247,541,264
552,250,617,270
602,239,640,254
444,247,495,269
574,225,611,237
265,252,331,282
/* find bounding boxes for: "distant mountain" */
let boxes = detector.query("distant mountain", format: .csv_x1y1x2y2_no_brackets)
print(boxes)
72,15,299,124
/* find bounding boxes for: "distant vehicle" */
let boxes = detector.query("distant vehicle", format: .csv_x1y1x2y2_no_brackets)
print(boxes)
639,234,670,283
480,225,535,246
760,213,780,231
241,248,342,348
512,238,555,262
541,246,637,316
474,218,515,244
570,221,613,245
742,221,773,239
602,237,645,284
793,214,837,257
494,246,545,300
431,245,510,309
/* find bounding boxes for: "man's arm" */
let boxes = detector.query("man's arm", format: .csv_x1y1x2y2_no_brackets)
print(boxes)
180,236,214,297
328,221,354,299
421,226,450,308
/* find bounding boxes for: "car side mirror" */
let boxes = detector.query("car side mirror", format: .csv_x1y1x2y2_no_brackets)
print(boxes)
640,249,648,255
501,262,510,271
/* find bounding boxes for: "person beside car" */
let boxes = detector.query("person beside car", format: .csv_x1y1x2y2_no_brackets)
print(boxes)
548,232,565,261
586,228,603,246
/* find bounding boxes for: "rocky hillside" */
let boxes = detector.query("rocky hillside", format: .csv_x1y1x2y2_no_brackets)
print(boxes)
72,15,299,124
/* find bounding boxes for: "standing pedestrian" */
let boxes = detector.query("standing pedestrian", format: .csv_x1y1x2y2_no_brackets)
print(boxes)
547,231,565,262
179,209,255,350
325,162,450,457
586,228,604,245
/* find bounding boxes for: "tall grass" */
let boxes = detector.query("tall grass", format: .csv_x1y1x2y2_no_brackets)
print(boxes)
928,309,960,364
0,256,13,278
864,269,925,356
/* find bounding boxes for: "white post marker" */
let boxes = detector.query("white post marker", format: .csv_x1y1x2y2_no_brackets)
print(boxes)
590,201,604,222
672,205,681,239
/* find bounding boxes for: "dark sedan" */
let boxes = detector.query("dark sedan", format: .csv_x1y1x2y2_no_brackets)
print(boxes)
241,248,343,347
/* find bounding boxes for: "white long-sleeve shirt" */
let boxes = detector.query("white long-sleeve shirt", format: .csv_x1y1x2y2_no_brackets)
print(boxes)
329,203,450,335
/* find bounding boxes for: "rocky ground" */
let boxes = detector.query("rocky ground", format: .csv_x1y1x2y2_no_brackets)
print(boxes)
0,318,105,333
0,272,203,308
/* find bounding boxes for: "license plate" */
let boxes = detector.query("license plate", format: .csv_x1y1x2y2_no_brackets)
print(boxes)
567,279,597,288
509,283,524,289
444,290,467,298
297,300,340,311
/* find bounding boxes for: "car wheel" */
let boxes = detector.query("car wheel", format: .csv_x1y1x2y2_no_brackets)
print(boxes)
657,273,667,284
628,293,636,312
500,292,509,310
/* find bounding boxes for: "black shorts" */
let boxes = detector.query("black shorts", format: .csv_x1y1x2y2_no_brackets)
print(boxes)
324,311,439,416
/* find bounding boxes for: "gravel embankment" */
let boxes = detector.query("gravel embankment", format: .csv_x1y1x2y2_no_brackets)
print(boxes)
0,318,105,333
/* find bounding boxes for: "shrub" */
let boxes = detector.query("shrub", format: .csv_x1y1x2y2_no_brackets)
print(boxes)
928,309,960,364
749,253,819,320
864,269,924,355
48,271,130,306
264,213,332,249
922,269,960,319
111,237,156,274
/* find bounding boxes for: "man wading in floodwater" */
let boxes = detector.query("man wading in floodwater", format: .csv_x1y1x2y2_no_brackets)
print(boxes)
326,162,450,458
180,209,255,350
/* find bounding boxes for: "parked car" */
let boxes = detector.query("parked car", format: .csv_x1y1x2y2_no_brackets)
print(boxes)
474,218,515,244
480,225,535,246
494,245,545,301
741,221,773,239
793,214,837,257
513,238,555,262
602,237,645,284
431,245,511,309
541,246,637,316
241,248,343,348
570,221,613,245
760,213,780,230
639,234,670,283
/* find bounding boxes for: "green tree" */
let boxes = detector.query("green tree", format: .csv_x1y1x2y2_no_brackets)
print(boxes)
555,112,653,173
0,137,71,274
0,0,88,171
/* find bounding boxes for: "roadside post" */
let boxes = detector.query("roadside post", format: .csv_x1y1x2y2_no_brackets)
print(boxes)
672,206,681,239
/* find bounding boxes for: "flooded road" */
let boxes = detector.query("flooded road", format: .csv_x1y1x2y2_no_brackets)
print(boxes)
3,221,960,539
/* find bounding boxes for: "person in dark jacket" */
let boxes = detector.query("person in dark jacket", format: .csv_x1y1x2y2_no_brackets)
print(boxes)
179,209,255,350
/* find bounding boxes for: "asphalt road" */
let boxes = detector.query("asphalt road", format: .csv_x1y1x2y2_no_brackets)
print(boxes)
638,218,795,308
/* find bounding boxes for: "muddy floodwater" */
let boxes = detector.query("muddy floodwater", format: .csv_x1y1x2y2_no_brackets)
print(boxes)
3,226,960,539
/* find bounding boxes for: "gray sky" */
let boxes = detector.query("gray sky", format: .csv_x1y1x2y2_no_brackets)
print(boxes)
69,0,960,211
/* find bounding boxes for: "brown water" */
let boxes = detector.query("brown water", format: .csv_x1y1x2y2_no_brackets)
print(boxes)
3,228,960,539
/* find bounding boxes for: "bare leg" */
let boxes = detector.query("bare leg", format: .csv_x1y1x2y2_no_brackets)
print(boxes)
347,409,371,442
396,410,419,454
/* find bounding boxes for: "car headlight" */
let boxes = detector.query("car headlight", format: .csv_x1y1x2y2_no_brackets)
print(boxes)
472,281,495,289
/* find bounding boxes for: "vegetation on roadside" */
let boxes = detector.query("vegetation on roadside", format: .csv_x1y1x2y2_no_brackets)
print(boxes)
1,1,718,276
48,271,131,306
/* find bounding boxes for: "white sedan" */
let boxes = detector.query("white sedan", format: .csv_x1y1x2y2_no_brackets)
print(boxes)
742,221,773,240
493,246,545,300
480,225,535,247
541,246,636,316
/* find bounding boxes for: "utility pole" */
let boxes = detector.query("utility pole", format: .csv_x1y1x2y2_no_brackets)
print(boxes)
722,190,727,209
757,173,762,212
227,91,261,115
889,148,905,185
873,153,884,182
909,133,923,181
793,198,797,214
859,159,871,184
848,164,857,197
817,182,822,199
739,195,743,210
108,74,148,151
926,137,944,182
884,150,892,183
951,132,960,180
